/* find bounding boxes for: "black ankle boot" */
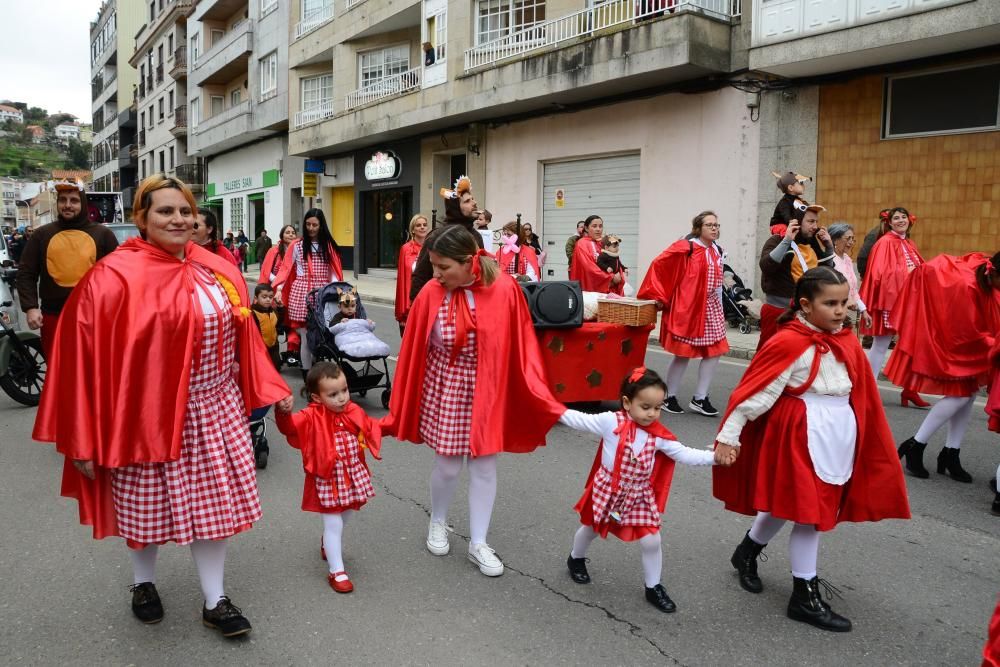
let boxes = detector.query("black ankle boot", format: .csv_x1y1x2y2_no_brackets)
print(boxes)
644,584,677,613
936,447,973,483
730,532,766,593
301,369,309,382
566,555,591,584
786,577,852,633
897,437,929,479
991,491,1000,517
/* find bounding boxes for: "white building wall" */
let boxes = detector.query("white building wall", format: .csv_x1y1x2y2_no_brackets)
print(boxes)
206,136,286,238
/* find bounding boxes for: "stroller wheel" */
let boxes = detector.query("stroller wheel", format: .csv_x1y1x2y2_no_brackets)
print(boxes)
381,389,391,409
255,448,268,470
739,322,752,335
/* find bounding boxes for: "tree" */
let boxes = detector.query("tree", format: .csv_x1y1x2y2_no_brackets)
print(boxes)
25,107,47,123
64,139,91,170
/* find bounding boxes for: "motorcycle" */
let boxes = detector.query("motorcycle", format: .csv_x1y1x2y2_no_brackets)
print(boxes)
0,268,46,406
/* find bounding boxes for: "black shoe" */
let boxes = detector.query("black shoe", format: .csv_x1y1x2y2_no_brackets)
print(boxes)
300,369,309,383
662,396,683,414
786,576,852,632
644,584,677,613
688,396,719,417
284,353,300,368
202,597,252,638
992,491,1000,517
936,447,973,483
254,441,269,470
130,582,164,624
730,531,766,594
861,335,873,349
567,555,591,584
897,437,930,479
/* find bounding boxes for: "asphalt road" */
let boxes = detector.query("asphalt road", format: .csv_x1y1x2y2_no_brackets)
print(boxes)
1,299,996,666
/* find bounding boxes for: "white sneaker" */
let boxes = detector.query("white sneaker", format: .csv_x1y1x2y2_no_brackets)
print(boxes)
426,520,451,556
468,542,504,577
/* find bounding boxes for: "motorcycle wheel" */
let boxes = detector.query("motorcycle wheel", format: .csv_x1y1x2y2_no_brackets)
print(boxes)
0,337,46,406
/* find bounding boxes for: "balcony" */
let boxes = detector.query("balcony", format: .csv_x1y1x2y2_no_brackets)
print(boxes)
193,0,248,22
170,106,188,138
174,163,203,190
118,143,137,168
169,46,188,79
133,1,194,61
749,0,999,77
189,100,259,155
191,20,252,86
295,1,334,40
294,100,335,129
346,68,421,111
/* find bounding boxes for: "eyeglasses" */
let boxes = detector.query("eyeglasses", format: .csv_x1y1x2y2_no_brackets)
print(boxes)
703,224,721,229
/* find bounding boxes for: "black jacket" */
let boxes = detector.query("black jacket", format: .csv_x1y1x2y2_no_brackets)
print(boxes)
409,220,485,302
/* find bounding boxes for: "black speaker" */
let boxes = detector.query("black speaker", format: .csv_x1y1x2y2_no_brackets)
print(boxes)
520,281,584,329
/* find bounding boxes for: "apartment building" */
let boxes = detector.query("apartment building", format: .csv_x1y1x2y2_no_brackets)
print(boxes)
130,0,202,202
1,179,23,229
186,0,304,243
89,0,143,196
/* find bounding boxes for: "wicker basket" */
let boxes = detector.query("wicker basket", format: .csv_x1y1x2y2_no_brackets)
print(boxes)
596,298,658,327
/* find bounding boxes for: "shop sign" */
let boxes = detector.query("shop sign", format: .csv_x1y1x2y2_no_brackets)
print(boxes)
222,176,255,193
364,151,401,182
302,173,318,198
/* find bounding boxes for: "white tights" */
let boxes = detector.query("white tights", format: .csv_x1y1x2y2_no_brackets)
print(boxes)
322,510,355,573
430,454,497,545
747,512,820,580
128,539,228,608
570,525,663,587
297,327,312,369
665,355,722,400
867,335,893,377
914,395,975,449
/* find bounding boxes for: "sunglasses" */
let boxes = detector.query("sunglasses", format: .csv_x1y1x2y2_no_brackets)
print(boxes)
607,241,620,247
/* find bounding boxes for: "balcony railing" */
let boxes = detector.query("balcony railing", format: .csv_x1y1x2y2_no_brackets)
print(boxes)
175,163,202,186
294,100,335,128
170,106,188,136
195,100,251,133
169,46,187,77
346,67,421,111
465,0,742,71
346,0,366,8
295,1,334,40
196,19,250,67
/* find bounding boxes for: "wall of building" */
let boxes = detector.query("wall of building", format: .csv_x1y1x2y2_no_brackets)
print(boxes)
815,73,1000,259
485,87,762,286
115,0,142,112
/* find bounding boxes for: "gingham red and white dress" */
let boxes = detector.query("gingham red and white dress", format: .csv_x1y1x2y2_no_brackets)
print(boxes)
668,242,728,357
109,266,261,547
877,243,919,332
418,294,478,457
589,415,660,531
314,428,376,512
287,243,336,323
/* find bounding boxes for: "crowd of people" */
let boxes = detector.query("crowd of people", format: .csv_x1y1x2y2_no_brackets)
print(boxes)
10,171,1000,659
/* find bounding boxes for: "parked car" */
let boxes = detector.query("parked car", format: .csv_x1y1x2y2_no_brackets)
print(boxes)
105,222,141,245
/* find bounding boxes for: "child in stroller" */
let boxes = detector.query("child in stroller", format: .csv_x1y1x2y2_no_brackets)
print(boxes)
306,282,393,408
721,264,756,334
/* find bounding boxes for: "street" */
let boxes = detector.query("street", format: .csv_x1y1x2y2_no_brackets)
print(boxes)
0,299,996,666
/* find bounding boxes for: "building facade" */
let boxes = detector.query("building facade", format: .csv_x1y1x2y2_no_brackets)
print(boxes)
0,105,24,124
1,178,23,229
186,0,304,249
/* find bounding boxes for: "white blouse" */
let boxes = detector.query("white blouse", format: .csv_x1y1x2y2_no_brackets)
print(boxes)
560,410,715,468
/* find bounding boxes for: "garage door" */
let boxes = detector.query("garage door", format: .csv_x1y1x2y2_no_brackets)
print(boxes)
541,154,640,281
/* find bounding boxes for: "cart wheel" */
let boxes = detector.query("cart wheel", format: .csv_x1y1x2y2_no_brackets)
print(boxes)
381,389,391,409
739,322,752,335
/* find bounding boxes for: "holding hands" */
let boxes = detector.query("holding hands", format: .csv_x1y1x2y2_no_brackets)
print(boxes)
714,442,739,466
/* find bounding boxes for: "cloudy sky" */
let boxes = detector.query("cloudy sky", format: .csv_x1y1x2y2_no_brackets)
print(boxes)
0,0,106,120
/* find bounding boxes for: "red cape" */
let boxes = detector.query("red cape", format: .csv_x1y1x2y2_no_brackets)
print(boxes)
987,338,1000,433
884,253,1000,395
494,245,541,281
34,238,291,539
713,320,910,528
570,237,625,295
858,233,923,313
395,240,422,322
574,413,677,541
380,274,565,455
638,239,718,343
272,238,344,293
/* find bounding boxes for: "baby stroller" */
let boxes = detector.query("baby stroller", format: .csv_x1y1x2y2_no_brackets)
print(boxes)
249,405,270,469
722,264,755,335
306,281,393,409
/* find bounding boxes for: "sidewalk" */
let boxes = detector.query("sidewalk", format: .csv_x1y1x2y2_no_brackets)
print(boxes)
243,263,761,360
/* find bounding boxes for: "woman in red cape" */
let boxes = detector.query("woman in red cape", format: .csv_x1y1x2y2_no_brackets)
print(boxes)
714,266,909,633
858,207,929,408
890,251,1000,486
638,211,729,418
33,175,291,637
495,219,541,282
394,213,429,334
193,207,238,266
259,224,299,364
380,218,565,578
570,214,625,295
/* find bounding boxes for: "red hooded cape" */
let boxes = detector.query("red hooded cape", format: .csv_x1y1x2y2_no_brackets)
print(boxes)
637,239,719,343
33,238,291,539
494,244,541,281
380,273,565,455
858,233,924,313
985,337,1000,433
574,413,678,541
208,241,238,266
570,236,625,295
713,320,910,530
395,240,423,323
272,238,344,294
884,253,1000,396
276,401,382,512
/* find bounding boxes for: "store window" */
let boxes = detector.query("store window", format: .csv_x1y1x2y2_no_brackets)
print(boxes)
476,0,545,45
230,196,245,234
883,62,1000,139
359,45,409,89
260,51,278,98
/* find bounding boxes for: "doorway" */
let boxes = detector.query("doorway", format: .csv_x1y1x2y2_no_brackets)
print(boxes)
361,187,412,270
249,195,265,262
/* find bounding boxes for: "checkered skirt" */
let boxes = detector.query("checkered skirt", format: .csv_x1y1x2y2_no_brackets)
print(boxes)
589,434,660,529
109,291,261,546
287,248,335,323
418,299,477,457
314,429,375,510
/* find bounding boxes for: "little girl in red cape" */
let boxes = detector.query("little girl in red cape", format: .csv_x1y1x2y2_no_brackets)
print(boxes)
714,266,909,633
560,367,722,613
276,362,382,594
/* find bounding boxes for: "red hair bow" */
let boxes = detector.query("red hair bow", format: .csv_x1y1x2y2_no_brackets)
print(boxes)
470,248,493,283
629,366,647,383
879,210,889,221
987,260,995,275
908,214,917,225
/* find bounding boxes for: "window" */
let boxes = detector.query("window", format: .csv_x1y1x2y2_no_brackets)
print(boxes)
301,74,333,110
259,51,278,97
168,33,174,58
158,97,164,121
211,96,224,116
157,45,163,66
261,0,278,15
883,63,1000,139
149,1,155,22
159,150,165,173
169,146,174,170
476,0,545,44
426,11,447,63
191,34,200,61
231,88,242,106
168,89,174,114
141,158,146,179
230,197,245,234
190,97,200,128
211,29,224,47
302,0,328,21
359,45,409,88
